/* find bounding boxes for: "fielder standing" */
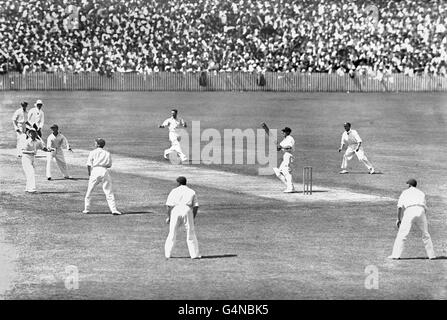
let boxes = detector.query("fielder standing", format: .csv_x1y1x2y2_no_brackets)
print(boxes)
27,99,45,139
46,124,73,180
164,176,201,259
12,101,29,157
159,108,188,162
273,127,295,193
388,179,436,260
83,138,121,215
338,122,375,174
20,129,53,193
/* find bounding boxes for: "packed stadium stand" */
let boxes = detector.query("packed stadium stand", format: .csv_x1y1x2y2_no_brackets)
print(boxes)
0,0,446,76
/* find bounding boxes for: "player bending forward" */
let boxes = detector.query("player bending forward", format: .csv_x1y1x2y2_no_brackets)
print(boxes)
46,124,73,180
159,108,188,162
338,122,375,174
273,127,295,193
164,176,201,259
83,138,121,215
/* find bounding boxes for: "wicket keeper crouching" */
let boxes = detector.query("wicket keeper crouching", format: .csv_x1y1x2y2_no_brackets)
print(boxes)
164,176,201,259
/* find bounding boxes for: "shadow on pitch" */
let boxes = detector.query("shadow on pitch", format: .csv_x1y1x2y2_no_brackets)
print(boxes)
49,177,89,181
286,190,328,194
346,171,384,175
170,254,237,259
398,256,447,260
37,191,80,194
82,211,155,215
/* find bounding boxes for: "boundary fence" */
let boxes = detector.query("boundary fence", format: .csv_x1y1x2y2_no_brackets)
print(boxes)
0,72,446,92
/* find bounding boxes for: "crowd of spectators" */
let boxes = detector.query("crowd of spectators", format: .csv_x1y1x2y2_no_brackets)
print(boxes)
0,0,446,76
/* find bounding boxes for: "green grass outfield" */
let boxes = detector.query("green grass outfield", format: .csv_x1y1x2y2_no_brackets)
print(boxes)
0,91,446,299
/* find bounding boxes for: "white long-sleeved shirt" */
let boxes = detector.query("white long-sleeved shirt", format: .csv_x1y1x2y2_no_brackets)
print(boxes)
86,148,112,168
28,107,45,129
166,185,199,208
340,129,362,148
397,186,427,210
162,117,186,133
279,135,295,151
20,136,46,155
47,133,70,151
12,108,28,132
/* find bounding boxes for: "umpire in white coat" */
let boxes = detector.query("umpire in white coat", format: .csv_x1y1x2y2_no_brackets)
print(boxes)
388,179,436,260
164,176,201,259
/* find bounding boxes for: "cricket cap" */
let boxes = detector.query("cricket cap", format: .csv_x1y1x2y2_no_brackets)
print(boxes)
406,178,417,187
95,138,106,147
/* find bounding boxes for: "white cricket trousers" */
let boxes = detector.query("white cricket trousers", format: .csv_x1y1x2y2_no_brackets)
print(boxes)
391,206,436,259
273,161,294,191
164,132,188,161
341,147,373,170
16,132,25,156
164,205,200,259
21,154,36,192
46,149,69,178
84,167,118,213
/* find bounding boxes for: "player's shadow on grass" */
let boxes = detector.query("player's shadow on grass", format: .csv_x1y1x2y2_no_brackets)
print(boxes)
37,191,80,194
398,256,447,260
122,211,155,215
83,211,154,215
347,171,384,175
49,177,89,181
170,254,237,259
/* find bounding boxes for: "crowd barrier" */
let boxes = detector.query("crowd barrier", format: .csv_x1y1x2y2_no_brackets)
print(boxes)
0,72,446,92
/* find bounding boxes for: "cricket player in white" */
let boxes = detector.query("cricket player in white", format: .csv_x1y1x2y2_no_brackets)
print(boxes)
20,129,53,193
12,101,29,157
46,124,73,180
164,176,201,259
273,127,295,193
338,122,375,174
388,179,436,260
27,99,45,139
159,108,188,162
83,138,121,215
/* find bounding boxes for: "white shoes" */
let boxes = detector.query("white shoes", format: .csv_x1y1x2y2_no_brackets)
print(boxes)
82,210,89,214
112,211,122,215
369,168,375,174
387,255,400,260
283,189,295,193
339,170,348,174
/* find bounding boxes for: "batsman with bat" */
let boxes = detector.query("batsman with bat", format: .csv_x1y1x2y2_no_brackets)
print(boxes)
261,123,296,193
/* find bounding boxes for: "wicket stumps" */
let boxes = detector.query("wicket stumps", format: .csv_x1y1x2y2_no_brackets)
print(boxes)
303,166,313,195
